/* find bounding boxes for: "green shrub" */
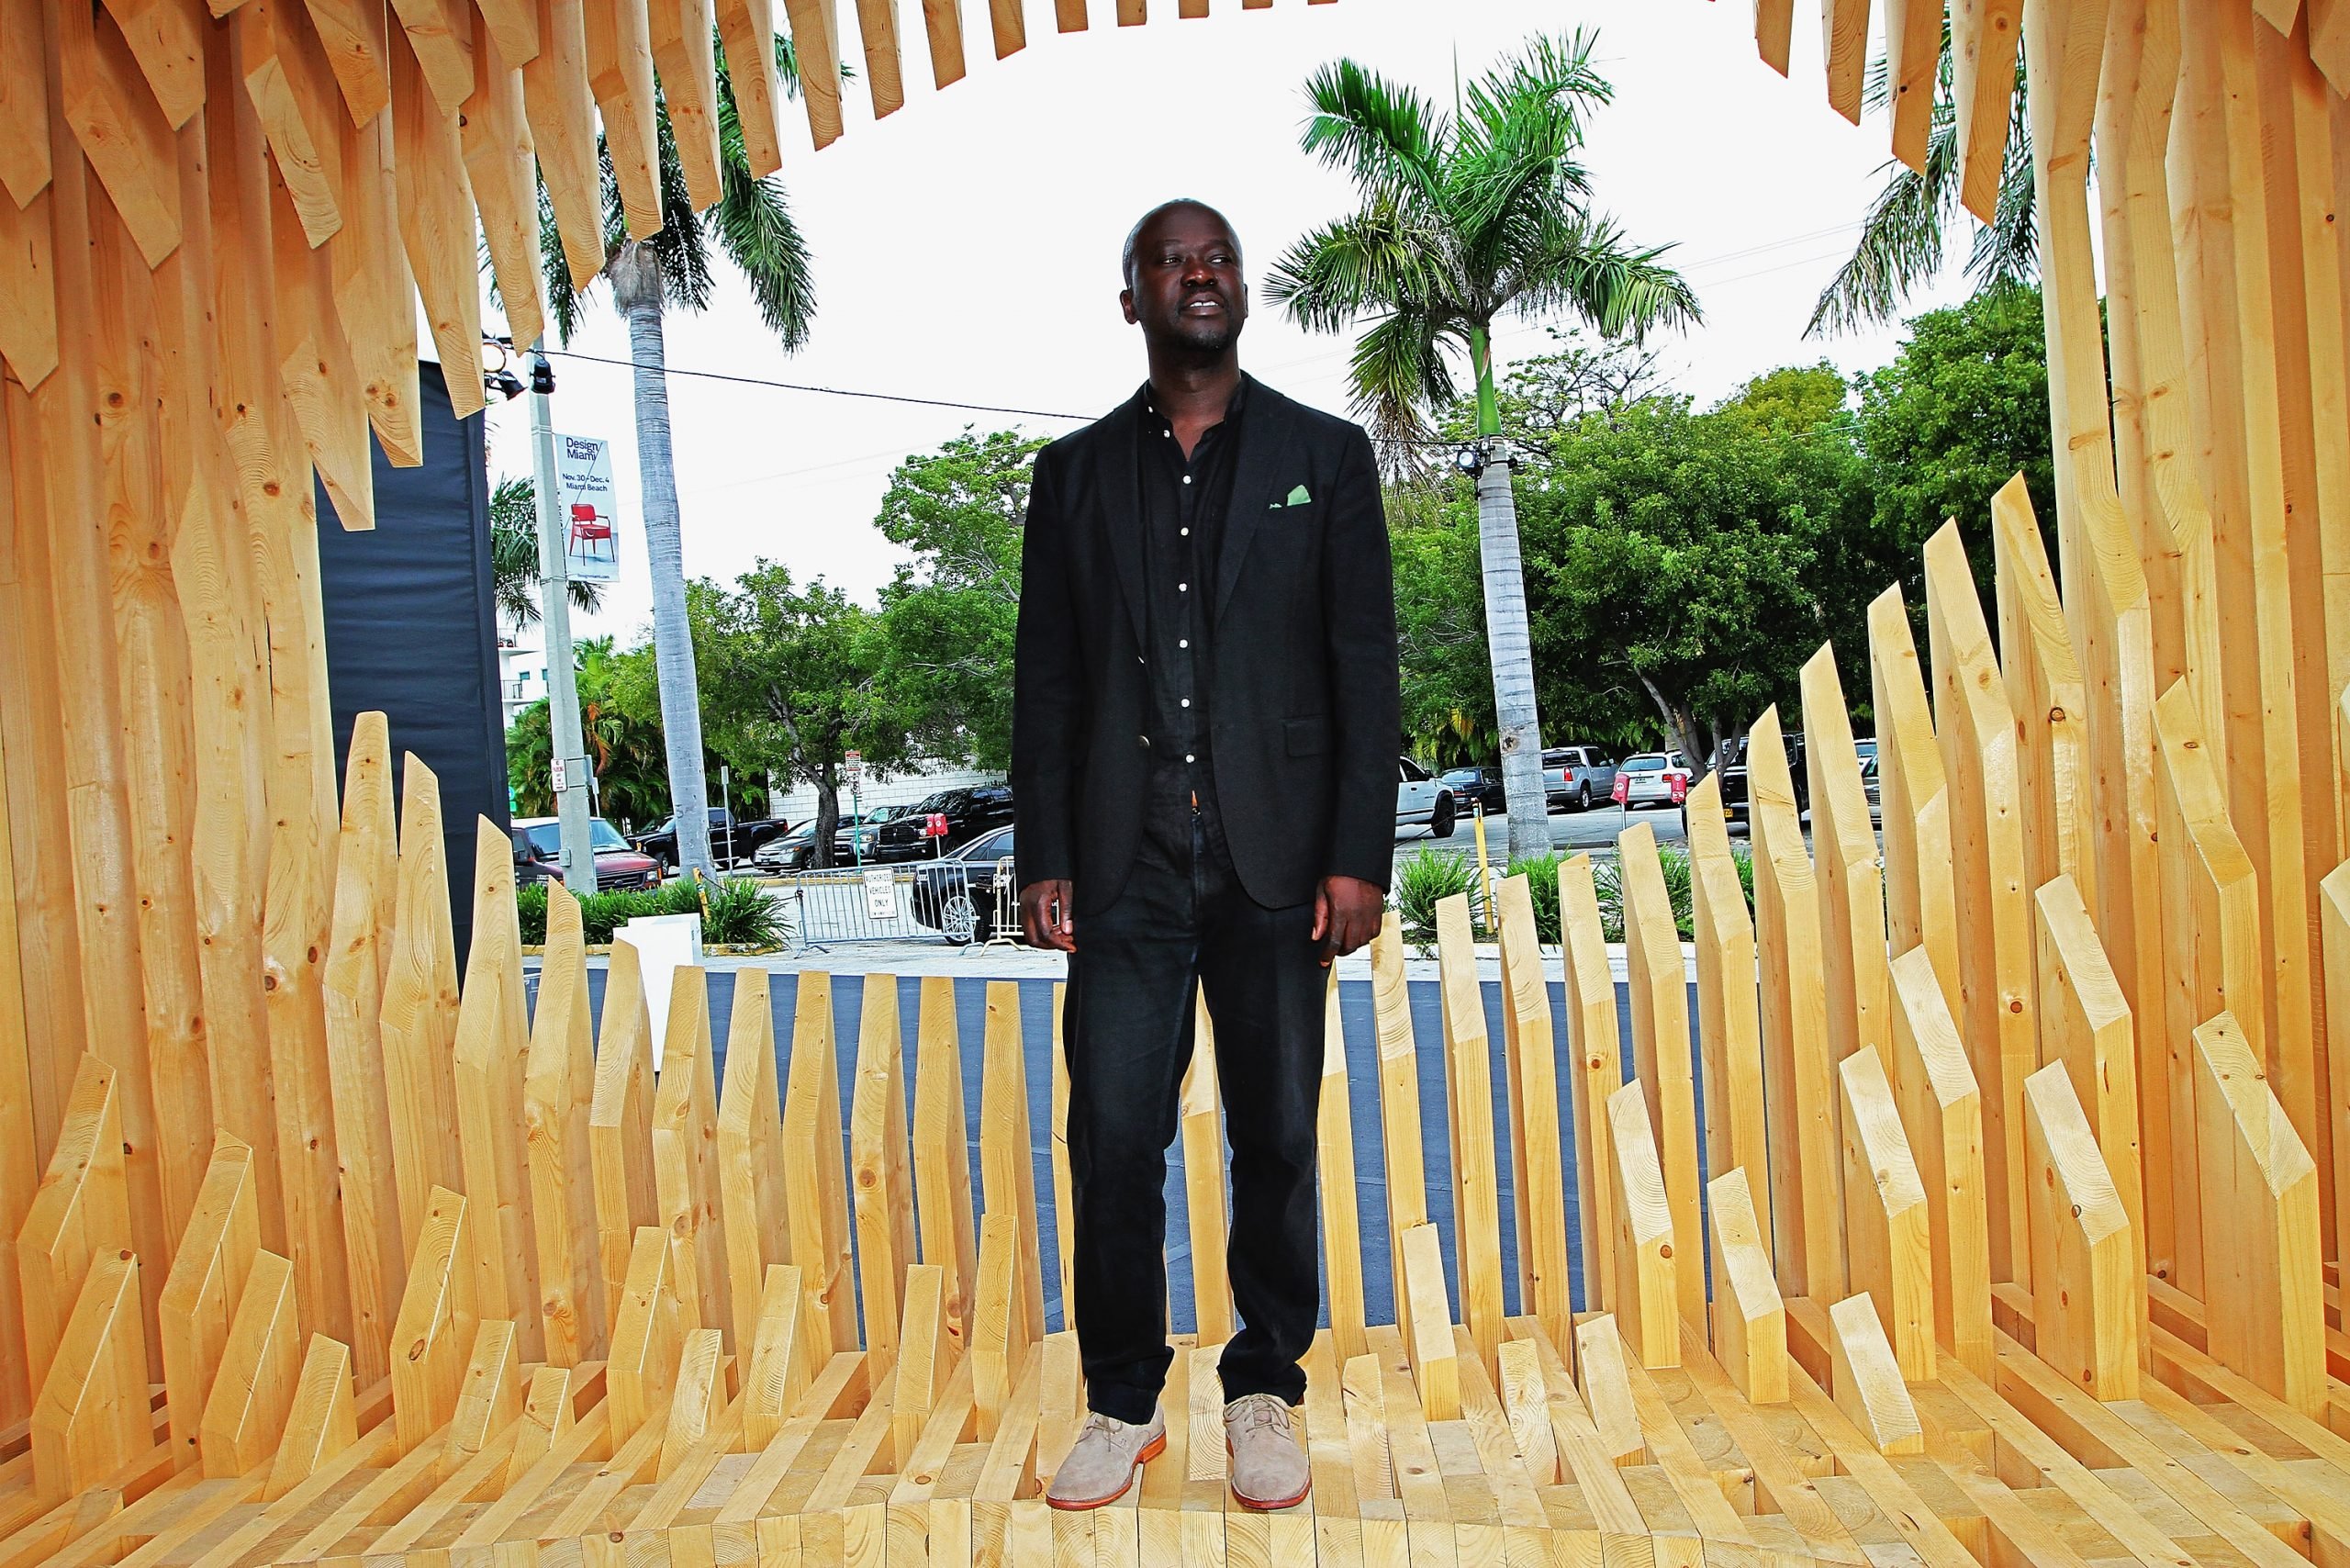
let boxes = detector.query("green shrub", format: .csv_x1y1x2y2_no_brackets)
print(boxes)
1393,846,1476,944
697,877,789,949
512,874,781,950
516,882,550,945
1502,852,1564,945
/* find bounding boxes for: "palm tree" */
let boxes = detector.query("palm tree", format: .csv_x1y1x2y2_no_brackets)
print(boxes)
490,474,605,629
1806,31,2036,336
537,39,816,879
1270,31,1700,860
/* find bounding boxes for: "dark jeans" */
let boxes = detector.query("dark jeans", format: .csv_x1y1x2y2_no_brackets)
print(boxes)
1062,807,1326,1423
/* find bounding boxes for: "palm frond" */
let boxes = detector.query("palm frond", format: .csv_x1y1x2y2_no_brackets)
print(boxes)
1266,200,1440,332
1511,213,1701,342
1804,107,1957,336
713,162,816,344
1348,308,1459,457
1299,57,1448,206
1964,80,2038,291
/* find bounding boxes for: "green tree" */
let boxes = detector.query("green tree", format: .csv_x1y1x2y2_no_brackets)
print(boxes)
490,474,605,628
1516,370,1870,772
507,636,671,828
1384,481,1494,764
538,37,817,880
1854,281,2056,609
1268,30,1700,858
1808,31,2037,336
688,564,911,866
868,430,1045,772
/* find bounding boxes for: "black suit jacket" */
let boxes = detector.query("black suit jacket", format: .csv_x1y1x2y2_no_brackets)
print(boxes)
1013,376,1400,914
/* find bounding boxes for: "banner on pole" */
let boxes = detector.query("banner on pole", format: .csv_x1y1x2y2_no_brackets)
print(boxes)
555,433,621,583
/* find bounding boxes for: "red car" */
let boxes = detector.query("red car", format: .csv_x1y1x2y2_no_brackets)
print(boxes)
511,815,661,891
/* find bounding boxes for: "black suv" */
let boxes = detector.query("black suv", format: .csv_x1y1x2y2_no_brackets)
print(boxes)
1702,731,1808,834
631,807,789,871
870,784,1014,862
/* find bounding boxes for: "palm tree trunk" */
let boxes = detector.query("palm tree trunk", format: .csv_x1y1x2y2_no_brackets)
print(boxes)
612,241,717,881
1475,453,1552,862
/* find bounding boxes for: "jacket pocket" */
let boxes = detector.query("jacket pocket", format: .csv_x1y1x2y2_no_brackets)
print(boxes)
1284,715,1334,756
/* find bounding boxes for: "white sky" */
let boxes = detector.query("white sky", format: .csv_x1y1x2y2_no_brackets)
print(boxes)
476,0,1970,647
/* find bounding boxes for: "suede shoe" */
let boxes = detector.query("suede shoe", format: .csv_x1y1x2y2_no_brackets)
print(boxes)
1225,1393,1310,1510
1046,1408,1165,1510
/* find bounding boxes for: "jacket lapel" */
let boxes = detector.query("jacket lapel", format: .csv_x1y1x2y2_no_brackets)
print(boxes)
1214,375,1292,620
1099,390,1147,652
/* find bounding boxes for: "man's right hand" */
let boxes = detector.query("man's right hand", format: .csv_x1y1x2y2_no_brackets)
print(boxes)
1019,879,1077,952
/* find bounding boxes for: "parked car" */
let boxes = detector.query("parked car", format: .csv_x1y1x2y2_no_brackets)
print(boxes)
1542,746,1618,812
1613,751,1692,811
1861,753,1882,823
631,808,788,872
870,784,1015,862
908,825,1017,945
1396,756,1458,838
1438,766,1505,815
1697,731,1808,834
752,806,908,871
511,816,661,891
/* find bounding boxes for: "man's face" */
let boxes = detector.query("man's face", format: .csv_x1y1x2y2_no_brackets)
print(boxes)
1121,207,1248,355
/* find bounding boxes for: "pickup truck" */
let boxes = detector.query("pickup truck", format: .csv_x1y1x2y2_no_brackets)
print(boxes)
1395,756,1458,837
1697,732,1808,834
631,807,789,871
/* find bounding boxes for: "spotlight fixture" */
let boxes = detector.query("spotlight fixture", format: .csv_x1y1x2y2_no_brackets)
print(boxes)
531,353,555,396
487,369,526,401
1452,442,1483,475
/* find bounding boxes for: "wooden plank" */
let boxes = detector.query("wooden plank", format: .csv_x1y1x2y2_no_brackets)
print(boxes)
1557,855,1617,1322
784,969,858,1353
2031,872,2147,1317
384,0,472,112
1491,875,1564,1358
1705,1168,1786,1405
2020,1063,2139,1401
1881,0,1935,168
655,965,733,1346
610,1225,685,1445
263,1334,357,1501
1315,965,1369,1363
1885,946,1992,1382
158,1134,259,1471
320,713,398,1389
2192,1010,2326,1416
2154,677,2264,1298
659,1326,725,1478
1754,0,1793,72
1684,772,1769,1268
911,976,977,1361
504,1362,576,1484
584,0,662,235
29,1255,148,1507
2325,860,2350,1273
1991,476,2098,912
1950,0,2023,219
1802,644,1891,1081
590,935,661,1334
520,0,602,286
1397,1222,1456,1421
978,979,1042,1344
526,878,605,1366
1923,520,2035,1293
720,968,791,1366
327,98,420,466
986,0,1024,57
17,1054,132,1395
919,0,966,86
387,1184,474,1455
56,0,182,266
848,0,906,115
453,816,542,1361
457,11,543,351
1569,1314,1643,1467
296,0,391,123
778,0,844,147
1047,980,1075,1328
1619,826,1705,1343
743,1261,813,1449
652,0,724,205
379,754,463,1264
1837,1045,1935,1383
388,27,482,419
970,1214,1017,1439
849,969,911,1381
1747,705,1841,1300
1603,1081,1678,1369
196,1250,297,1477
1369,912,1430,1329
717,0,785,174
1868,588,1961,1026
1820,0,1868,121
1825,1293,1921,1454
0,0,52,206
0,583,34,1445
1433,891,1505,1377
1181,992,1232,1344
891,1263,949,1465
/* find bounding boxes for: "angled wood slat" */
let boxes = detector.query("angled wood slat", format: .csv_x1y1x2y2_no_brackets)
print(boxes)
590,935,661,1333
584,0,661,235
18,1053,133,1395
653,965,733,1347
651,0,724,206
1617,823,1703,1333
720,968,792,1365
453,818,542,1360
1434,891,1505,1374
157,1133,259,1469
526,879,605,1366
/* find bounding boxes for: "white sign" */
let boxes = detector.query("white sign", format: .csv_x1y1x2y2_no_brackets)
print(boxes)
616,919,704,1072
554,433,621,584
862,866,897,921
551,756,566,791
845,750,863,784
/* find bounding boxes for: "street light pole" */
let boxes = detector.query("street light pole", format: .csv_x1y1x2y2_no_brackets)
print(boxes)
529,340,598,898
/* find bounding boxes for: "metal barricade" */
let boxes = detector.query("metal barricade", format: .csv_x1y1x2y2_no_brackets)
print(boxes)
767,860,1011,952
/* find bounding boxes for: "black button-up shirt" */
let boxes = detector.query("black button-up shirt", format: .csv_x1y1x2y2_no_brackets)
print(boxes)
1137,378,1245,863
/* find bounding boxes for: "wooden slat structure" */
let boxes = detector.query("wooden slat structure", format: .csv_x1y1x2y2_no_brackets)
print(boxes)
6,0,2350,1562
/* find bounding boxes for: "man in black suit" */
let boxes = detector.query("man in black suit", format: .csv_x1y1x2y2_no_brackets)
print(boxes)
1012,199,1399,1512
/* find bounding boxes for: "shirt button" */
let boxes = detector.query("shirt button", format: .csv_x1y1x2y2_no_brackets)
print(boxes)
1181,476,1192,485
1181,698,1191,708
1185,754,1195,763
1181,527,1190,536
1179,638,1189,648
1179,583,1188,592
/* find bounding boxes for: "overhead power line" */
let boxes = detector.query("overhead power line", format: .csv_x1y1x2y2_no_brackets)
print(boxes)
539,349,1097,421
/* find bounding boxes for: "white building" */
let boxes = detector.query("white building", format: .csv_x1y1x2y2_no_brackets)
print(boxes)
498,627,549,733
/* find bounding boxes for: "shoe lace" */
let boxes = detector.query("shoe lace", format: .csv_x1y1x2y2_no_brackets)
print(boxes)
1229,1393,1290,1437
1079,1410,1135,1444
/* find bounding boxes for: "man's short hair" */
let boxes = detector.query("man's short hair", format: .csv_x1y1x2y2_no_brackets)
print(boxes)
1121,199,1241,287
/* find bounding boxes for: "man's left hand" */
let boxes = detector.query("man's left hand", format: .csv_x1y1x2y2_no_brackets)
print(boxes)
1311,875,1384,965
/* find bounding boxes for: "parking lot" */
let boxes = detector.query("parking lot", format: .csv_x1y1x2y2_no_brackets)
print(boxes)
1391,797,1694,880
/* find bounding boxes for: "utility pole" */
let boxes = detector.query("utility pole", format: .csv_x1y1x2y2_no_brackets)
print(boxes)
530,341,598,897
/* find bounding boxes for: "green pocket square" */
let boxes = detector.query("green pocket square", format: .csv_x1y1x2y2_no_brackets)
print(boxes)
1282,484,1312,507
